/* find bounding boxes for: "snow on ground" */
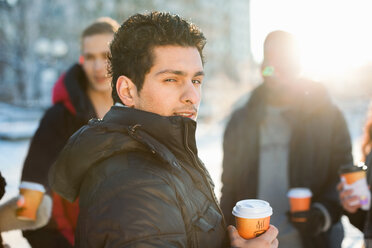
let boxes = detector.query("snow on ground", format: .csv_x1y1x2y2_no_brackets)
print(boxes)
0,100,368,247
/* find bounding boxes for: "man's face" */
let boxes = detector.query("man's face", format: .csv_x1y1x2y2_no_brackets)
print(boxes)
132,46,204,121
82,33,113,93
262,37,301,88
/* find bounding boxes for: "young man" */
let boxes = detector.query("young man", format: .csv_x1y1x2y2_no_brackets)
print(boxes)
220,30,353,248
20,17,119,247
49,12,278,247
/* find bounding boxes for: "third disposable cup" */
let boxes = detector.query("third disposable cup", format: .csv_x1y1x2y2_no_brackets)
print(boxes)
16,181,45,221
339,165,371,210
287,188,312,222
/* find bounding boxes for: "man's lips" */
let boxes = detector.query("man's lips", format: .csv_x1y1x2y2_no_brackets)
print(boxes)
94,76,109,83
173,111,197,119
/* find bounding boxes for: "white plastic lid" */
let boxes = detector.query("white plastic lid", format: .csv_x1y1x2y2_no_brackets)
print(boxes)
19,181,45,193
287,188,312,198
232,199,273,219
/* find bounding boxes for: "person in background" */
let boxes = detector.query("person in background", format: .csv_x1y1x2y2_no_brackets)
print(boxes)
338,102,372,247
0,172,5,203
49,11,278,248
19,17,119,248
0,171,5,248
361,103,372,164
220,30,353,248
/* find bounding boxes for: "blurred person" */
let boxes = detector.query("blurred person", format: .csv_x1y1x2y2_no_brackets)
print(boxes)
0,171,5,248
338,103,372,247
48,12,279,248
220,30,353,248
19,17,119,248
361,102,372,162
0,172,5,201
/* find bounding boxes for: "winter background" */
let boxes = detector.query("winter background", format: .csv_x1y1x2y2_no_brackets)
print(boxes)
2,0,372,247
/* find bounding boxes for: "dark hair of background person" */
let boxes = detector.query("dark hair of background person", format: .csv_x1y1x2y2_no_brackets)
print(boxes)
80,17,120,47
108,11,207,104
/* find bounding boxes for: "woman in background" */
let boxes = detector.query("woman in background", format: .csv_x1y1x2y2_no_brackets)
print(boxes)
339,102,372,247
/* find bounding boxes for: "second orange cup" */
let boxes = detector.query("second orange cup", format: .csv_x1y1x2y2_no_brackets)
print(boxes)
287,188,312,222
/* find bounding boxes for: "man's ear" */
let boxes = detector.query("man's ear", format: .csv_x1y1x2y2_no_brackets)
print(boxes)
78,55,84,65
116,76,138,107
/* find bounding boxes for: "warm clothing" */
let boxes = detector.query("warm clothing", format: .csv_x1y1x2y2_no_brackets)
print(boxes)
21,64,96,247
221,80,353,248
49,106,228,248
258,105,302,246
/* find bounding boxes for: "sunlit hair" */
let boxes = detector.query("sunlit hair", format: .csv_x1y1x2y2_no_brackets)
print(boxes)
108,11,206,104
81,17,119,48
361,102,372,161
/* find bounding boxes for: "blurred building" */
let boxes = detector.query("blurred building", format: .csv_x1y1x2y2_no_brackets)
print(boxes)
0,0,254,110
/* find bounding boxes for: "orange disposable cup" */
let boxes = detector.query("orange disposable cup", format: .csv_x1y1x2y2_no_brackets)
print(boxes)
287,188,312,222
339,164,371,210
340,168,366,185
232,199,273,239
16,182,45,221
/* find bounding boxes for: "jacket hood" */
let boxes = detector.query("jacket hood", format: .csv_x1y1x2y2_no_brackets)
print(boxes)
52,64,96,120
49,106,198,202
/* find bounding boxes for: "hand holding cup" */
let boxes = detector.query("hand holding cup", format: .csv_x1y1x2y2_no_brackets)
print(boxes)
232,199,273,239
287,188,312,222
339,164,370,211
337,181,362,213
16,182,45,221
228,225,279,248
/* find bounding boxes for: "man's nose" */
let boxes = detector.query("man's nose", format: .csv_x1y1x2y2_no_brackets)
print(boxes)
181,80,200,105
93,59,105,71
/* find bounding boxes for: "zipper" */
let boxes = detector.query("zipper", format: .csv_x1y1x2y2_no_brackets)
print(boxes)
184,124,226,227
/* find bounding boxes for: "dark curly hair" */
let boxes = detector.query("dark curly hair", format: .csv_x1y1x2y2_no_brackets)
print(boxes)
108,11,206,104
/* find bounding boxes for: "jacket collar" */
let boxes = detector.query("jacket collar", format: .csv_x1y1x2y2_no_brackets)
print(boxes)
52,64,96,120
103,105,199,163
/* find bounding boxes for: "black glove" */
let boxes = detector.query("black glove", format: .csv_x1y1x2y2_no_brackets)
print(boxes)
288,206,325,236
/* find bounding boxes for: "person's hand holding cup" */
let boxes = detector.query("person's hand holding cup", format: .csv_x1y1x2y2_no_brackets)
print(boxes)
337,181,361,213
338,164,370,212
232,199,273,239
16,181,45,221
228,224,279,248
287,188,312,222
287,188,327,236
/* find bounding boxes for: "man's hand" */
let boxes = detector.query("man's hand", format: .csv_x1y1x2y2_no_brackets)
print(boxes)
337,181,361,213
288,207,325,236
228,225,278,248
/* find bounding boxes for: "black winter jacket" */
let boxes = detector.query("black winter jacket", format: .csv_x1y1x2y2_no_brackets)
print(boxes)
49,106,228,248
220,81,353,248
21,63,95,189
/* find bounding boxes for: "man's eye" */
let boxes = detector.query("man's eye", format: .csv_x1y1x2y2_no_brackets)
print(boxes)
192,79,202,84
84,55,94,60
164,79,176,82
